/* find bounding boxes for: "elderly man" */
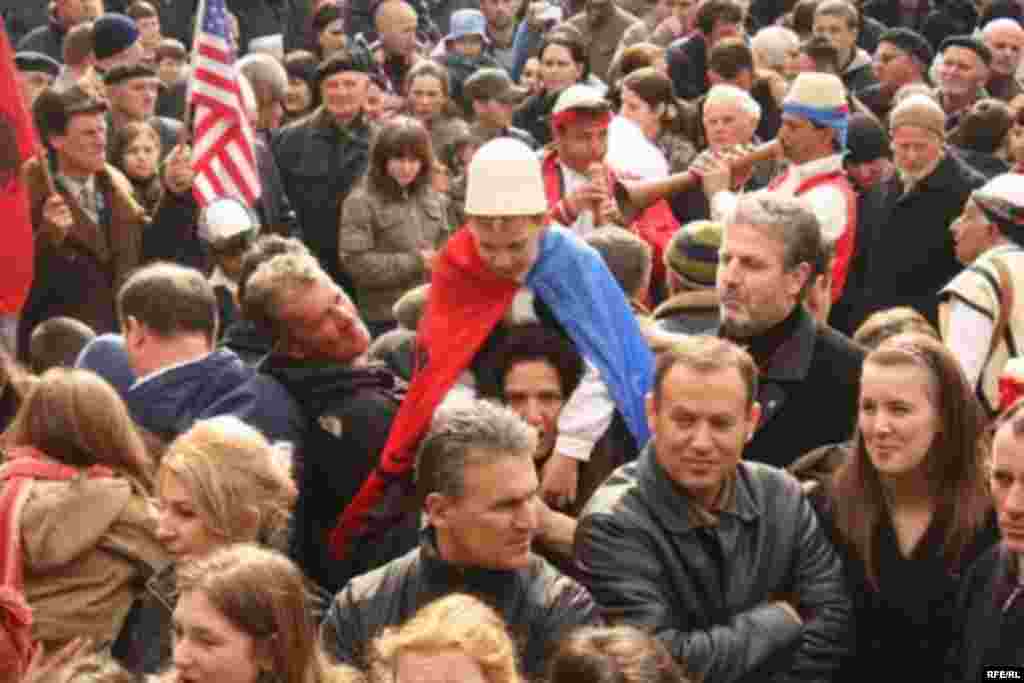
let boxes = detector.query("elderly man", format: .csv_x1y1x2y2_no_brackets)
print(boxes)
273,49,374,295
702,72,859,304
372,0,424,94
240,248,409,594
860,94,985,326
575,334,853,682
947,402,1024,680
813,0,877,94
329,136,654,560
750,25,800,81
323,399,601,680
940,174,1024,416
668,84,772,227
858,27,933,121
937,35,992,131
982,18,1024,102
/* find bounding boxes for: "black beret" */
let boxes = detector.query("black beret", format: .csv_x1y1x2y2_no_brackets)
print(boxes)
103,63,159,86
14,51,61,78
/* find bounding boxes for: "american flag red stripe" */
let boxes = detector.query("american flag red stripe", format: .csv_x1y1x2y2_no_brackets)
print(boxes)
188,0,261,208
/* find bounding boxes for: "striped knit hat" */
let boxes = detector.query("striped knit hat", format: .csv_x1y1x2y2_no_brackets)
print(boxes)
665,220,724,289
783,72,850,148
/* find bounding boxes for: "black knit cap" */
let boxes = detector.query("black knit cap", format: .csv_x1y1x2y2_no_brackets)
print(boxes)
878,27,934,67
315,47,374,86
846,113,890,164
940,34,993,66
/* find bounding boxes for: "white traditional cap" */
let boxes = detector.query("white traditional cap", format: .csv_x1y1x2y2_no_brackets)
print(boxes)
198,197,259,244
464,137,548,216
972,173,1024,244
783,72,850,146
552,84,610,116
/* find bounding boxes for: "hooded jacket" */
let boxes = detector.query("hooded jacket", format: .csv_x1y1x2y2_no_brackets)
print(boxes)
20,477,167,649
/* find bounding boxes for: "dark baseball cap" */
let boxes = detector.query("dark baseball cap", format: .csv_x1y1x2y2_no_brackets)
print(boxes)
464,68,527,103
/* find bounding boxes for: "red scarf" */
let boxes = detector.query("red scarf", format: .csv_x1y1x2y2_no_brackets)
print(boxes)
0,446,113,673
328,228,519,558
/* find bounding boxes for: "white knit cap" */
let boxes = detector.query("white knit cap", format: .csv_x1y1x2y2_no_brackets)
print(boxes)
464,137,549,216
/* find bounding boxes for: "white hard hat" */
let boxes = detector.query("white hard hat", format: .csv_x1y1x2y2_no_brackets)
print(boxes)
464,137,549,216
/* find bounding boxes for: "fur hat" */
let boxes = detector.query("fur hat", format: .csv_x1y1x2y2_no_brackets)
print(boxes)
889,93,946,139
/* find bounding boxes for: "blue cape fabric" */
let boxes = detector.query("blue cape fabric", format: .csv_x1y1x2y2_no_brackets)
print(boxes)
527,226,654,446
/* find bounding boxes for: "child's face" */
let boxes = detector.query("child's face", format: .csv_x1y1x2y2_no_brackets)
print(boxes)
158,57,186,85
122,133,160,181
138,16,162,47
520,57,541,93
452,35,485,59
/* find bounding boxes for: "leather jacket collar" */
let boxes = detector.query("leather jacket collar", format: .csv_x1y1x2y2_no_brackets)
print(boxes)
420,526,526,592
637,445,760,534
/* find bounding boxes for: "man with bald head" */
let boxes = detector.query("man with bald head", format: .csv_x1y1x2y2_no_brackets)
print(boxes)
983,19,1024,102
373,0,423,93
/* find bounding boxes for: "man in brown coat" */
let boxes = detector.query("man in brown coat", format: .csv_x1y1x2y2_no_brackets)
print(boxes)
560,0,644,83
18,85,194,358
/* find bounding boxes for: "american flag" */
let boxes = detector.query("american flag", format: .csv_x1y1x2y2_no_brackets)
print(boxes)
188,0,261,207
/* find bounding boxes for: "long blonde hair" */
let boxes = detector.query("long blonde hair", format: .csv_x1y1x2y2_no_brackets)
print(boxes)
158,416,295,551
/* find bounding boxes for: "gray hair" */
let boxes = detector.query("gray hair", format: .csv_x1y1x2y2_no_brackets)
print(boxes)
415,399,538,500
732,192,822,298
751,26,799,70
705,84,762,122
241,252,329,344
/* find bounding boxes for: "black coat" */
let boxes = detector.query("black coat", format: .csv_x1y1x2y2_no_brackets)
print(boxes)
858,151,985,327
723,308,865,469
575,449,853,683
323,530,602,678
272,108,372,294
667,31,709,101
947,543,1024,683
810,491,998,683
261,356,410,594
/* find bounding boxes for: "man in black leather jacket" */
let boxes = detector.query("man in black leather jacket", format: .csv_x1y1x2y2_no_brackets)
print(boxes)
322,399,601,679
575,335,852,683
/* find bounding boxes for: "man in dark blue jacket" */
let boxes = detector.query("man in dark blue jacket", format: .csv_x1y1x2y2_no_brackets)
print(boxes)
76,262,303,452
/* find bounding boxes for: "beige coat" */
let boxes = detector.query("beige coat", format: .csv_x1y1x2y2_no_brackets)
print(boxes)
562,6,645,84
21,477,167,649
339,186,448,323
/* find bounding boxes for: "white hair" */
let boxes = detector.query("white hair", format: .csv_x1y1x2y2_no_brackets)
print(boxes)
983,17,1024,38
705,84,762,122
751,26,799,70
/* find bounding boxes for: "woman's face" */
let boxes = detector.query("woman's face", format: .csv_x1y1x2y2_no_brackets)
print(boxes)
521,57,542,94
620,85,660,139
858,360,940,481
541,44,583,93
387,154,424,188
156,471,224,562
318,19,347,57
285,76,313,114
409,74,446,121
172,590,265,683
122,133,160,181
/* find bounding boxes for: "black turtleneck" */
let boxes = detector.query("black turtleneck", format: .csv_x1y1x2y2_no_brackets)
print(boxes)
723,305,803,371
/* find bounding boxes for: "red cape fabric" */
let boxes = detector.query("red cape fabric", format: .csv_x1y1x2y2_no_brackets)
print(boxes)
328,227,519,558
0,20,36,315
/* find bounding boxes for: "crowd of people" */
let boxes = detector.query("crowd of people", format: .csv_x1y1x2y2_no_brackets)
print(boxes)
3,0,1024,680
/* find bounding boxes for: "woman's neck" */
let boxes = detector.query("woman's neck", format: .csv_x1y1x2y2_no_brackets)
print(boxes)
881,470,935,511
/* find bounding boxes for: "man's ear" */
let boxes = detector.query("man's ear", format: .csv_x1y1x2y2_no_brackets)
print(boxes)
645,391,658,436
424,492,453,530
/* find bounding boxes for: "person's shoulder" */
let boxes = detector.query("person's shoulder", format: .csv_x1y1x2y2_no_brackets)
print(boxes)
339,544,421,604
814,322,866,364
579,458,648,521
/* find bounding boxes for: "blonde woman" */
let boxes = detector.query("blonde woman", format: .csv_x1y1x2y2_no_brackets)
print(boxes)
118,416,297,673
371,594,523,683
164,544,360,683
0,369,165,652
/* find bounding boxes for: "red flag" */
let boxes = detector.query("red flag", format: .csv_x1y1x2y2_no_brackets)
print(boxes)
188,0,262,208
0,20,36,316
